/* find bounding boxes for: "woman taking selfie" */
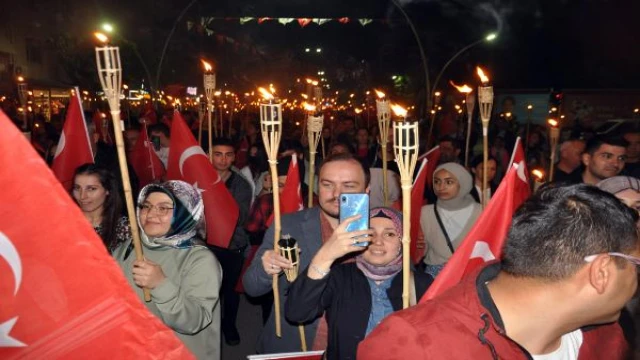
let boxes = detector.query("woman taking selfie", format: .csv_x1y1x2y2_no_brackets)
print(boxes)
72,163,131,254
286,207,432,360
113,180,222,360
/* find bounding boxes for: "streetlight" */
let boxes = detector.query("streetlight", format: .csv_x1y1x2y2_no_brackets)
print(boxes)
431,32,498,100
102,23,114,33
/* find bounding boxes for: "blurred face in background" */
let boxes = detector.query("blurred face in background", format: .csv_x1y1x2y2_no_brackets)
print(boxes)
624,133,640,162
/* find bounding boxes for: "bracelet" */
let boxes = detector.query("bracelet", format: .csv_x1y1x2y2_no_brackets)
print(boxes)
310,264,330,277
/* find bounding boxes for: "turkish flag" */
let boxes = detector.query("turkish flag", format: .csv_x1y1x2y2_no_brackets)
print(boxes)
508,137,525,169
51,88,94,191
418,145,441,190
420,140,530,302
266,155,304,227
128,123,166,187
0,110,193,358
167,111,239,248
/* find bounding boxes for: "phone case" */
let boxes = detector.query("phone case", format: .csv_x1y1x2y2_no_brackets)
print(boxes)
339,193,370,246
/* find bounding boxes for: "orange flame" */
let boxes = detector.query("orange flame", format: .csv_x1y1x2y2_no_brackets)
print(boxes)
449,81,473,94
476,67,489,84
374,89,385,99
390,104,408,118
302,102,316,112
301,94,308,99
258,87,274,100
532,169,544,181
201,59,213,72
548,119,558,127
354,108,363,114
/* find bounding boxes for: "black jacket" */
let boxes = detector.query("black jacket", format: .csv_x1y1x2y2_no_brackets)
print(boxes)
285,263,432,360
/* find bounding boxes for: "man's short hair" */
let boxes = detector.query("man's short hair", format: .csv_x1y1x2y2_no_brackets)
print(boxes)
438,135,460,149
470,154,497,169
319,152,370,187
502,184,638,280
211,137,235,149
148,123,170,138
584,136,629,156
559,138,585,153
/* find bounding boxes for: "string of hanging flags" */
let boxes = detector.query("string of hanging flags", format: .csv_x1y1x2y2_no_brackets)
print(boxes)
187,16,379,31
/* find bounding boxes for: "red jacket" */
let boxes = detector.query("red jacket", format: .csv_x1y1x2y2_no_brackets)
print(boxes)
358,262,628,360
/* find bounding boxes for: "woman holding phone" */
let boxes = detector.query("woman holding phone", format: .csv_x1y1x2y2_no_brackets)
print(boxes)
285,207,432,360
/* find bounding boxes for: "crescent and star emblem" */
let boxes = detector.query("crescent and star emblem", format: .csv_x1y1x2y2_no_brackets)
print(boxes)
0,231,26,347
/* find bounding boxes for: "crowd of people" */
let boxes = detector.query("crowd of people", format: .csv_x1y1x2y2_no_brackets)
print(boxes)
30,99,640,360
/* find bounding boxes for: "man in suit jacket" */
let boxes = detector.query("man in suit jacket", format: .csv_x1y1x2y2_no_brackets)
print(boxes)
243,153,371,354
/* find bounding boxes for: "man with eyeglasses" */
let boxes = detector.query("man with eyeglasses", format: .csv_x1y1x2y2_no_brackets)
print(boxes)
359,184,639,359
579,136,628,185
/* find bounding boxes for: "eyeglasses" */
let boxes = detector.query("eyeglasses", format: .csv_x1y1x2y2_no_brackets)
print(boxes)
139,204,174,216
584,252,640,266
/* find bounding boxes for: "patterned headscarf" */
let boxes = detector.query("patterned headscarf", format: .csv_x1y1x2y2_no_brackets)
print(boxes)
356,207,404,281
597,176,640,195
137,180,206,249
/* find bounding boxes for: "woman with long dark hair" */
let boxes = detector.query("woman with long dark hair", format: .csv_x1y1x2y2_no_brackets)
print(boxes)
72,163,131,253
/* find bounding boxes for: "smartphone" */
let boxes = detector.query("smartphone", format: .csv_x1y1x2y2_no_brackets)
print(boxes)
339,193,370,247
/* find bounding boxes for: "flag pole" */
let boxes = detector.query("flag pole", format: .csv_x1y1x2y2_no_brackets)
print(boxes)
391,105,419,309
142,121,156,181
95,40,150,302
259,87,284,337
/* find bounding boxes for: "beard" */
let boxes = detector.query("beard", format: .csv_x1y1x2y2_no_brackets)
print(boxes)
319,196,340,219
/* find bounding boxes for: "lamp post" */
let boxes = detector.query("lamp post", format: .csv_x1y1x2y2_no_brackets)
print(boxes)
431,33,497,101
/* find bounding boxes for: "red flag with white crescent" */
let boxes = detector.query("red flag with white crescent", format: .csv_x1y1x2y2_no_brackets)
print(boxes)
420,140,530,302
0,109,193,358
51,88,94,190
418,145,441,190
266,155,304,227
128,123,166,187
166,111,239,248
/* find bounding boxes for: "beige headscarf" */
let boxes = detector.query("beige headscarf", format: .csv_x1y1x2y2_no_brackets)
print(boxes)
433,162,476,211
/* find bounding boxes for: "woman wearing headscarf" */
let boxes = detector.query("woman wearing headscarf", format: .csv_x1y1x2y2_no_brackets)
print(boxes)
113,180,222,360
285,207,432,360
597,176,640,214
420,162,482,278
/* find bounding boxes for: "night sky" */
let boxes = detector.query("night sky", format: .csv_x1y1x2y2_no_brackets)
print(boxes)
17,0,640,93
